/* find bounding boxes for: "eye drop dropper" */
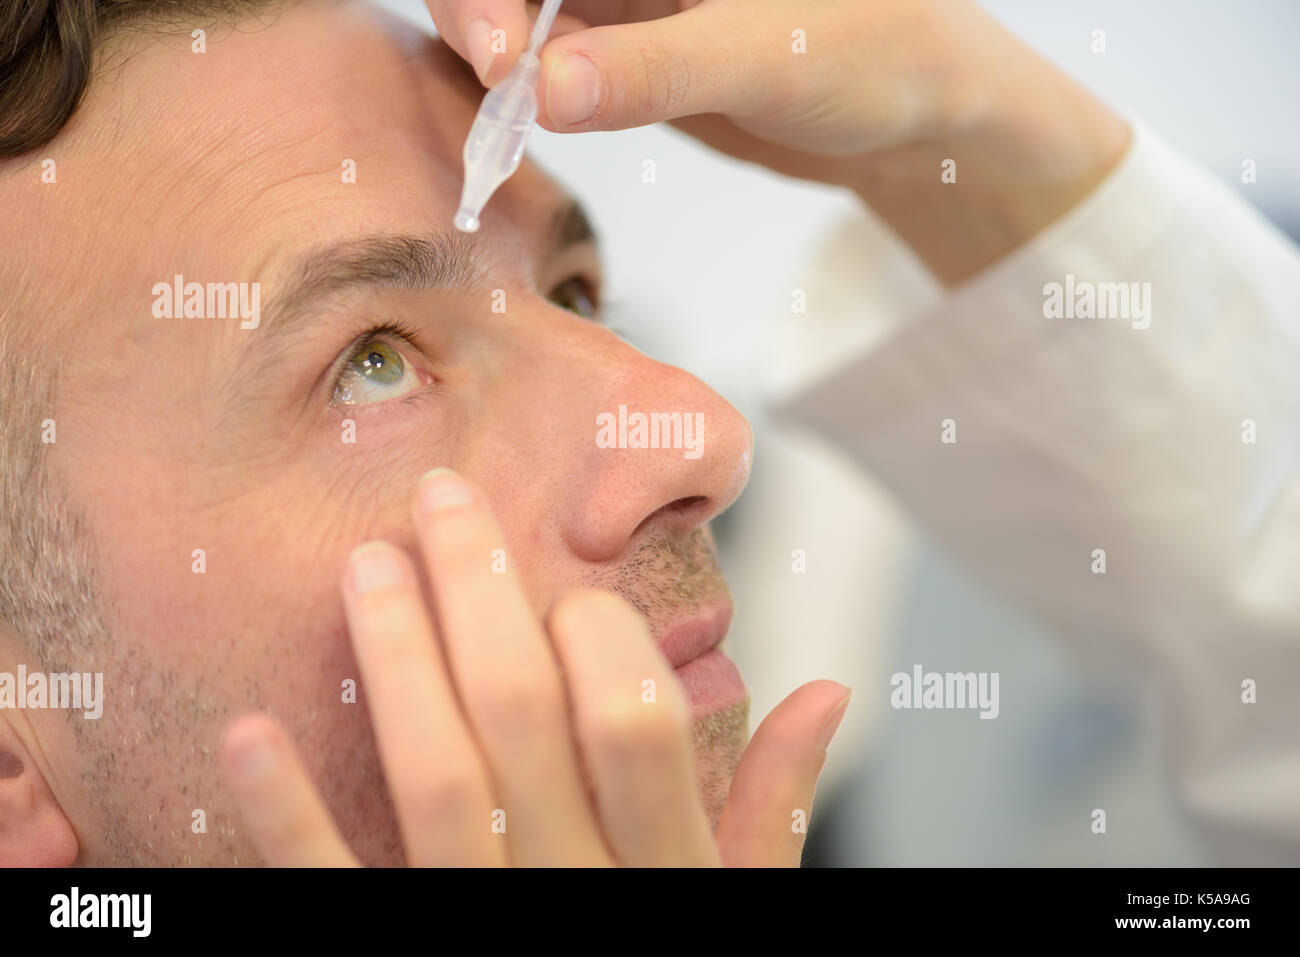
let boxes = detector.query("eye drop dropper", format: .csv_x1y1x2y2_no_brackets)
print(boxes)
453,0,565,233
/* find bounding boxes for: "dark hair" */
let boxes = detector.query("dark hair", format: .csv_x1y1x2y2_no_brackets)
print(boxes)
0,0,272,158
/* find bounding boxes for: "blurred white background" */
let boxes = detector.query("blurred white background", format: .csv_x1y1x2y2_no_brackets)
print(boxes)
375,0,1299,864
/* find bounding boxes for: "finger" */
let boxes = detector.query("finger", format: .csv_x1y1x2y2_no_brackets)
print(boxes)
669,112,857,185
412,469,610,866
221,713,360,867
547,589,718,867
341,541,503,866
423,0,534,86
537,3,763,131
714,680,852,868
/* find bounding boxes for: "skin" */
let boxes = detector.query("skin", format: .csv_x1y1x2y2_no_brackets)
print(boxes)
0,0,1129,865
0,0,847,867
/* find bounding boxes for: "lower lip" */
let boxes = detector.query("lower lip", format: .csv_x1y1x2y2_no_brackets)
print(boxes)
673,649,748,717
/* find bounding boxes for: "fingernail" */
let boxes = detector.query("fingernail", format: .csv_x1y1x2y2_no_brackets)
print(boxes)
418,468,474,514
466,18,496,84
348,542,406,594
816,688,852,750
229,731,276,781
546,53,601,126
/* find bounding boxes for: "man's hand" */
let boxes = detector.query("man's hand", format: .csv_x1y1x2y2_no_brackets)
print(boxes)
220,469,850,866
427,0,1131,284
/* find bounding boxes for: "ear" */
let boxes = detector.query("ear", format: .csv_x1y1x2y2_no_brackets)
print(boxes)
0,726,79,866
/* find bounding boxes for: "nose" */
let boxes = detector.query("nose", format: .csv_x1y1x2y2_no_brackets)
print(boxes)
514,317,754,563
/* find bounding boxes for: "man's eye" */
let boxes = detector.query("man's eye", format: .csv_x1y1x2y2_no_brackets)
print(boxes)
331,336,421,406
549,276,598,319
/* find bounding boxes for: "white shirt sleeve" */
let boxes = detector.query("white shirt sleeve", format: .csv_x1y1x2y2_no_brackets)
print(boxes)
773,120,1300,863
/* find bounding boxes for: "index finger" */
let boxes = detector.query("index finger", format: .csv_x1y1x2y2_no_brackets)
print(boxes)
221,714,361,867
411,468,609,865
423,0,534,86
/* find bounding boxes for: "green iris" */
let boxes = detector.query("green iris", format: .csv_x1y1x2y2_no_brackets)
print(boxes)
332,337,410,405
351,340,403,384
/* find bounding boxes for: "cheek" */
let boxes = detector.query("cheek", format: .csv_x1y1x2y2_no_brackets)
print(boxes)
92,478,370,733
255,613,359,724
246,605,404,863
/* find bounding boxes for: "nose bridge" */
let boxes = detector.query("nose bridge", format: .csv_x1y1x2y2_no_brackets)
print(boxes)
495,313,754,562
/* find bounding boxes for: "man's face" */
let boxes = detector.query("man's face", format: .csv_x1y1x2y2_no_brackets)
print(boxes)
3,0,753,865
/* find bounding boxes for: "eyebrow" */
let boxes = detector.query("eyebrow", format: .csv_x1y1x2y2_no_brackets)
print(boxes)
246,199,600,362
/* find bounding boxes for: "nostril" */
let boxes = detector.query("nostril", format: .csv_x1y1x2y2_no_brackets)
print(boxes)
633,495,709,538
660,495,708,518
0,750,23,778
670,495,706,508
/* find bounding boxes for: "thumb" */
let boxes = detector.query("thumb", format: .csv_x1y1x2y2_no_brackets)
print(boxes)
714,680,852,867
538,4,763,131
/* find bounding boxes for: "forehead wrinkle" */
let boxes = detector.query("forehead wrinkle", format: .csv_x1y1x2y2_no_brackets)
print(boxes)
113,16,464,226
168,129,343,235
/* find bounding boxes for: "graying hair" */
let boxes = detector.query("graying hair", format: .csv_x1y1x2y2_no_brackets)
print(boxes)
0,320,106,671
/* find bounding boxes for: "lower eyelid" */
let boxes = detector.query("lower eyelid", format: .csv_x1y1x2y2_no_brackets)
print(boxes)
326,384,434,426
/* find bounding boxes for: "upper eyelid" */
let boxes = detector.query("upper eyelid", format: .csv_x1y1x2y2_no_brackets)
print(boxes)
548,272,604,319
337,325,416,369
544,244,604,302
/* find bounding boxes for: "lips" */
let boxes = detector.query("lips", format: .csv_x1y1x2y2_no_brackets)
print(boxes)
654,602,747,717
656,602,733,669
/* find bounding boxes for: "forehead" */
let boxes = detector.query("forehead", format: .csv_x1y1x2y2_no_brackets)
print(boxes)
14,0,566,326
